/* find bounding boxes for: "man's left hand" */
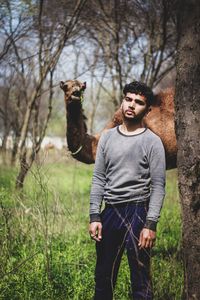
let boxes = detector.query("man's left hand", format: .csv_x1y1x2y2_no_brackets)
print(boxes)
138,228,156,249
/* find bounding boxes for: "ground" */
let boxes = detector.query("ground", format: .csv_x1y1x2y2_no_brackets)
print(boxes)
0,156,183,299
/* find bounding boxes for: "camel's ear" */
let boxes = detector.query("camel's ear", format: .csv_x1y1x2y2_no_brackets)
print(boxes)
82,82,86,90
60,81,65,90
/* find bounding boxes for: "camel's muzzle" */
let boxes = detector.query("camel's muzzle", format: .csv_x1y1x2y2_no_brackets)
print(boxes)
72,90,82,97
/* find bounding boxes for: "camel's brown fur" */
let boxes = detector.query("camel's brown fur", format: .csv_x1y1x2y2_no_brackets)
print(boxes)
60,80,177,169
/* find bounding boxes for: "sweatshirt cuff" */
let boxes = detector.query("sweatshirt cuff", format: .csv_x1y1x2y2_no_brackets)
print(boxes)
144,220,157,231
90,213,101,223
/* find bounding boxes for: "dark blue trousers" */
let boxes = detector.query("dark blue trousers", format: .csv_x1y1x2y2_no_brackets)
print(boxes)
94,203,153,300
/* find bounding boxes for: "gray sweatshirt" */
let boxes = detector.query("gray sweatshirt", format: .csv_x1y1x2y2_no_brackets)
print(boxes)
90,126,166,231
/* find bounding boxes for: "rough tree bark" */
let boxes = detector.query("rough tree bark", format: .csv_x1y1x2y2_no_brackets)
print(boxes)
175,0,200,299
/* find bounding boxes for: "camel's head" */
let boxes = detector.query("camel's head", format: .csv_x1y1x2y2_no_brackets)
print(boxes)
60,79,86,103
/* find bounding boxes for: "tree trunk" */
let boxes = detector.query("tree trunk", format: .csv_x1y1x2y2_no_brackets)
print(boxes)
175,1,200,299
11,134,20,166
16,150,29,189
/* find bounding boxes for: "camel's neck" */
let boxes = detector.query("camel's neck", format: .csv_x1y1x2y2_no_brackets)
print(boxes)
66,101,87,153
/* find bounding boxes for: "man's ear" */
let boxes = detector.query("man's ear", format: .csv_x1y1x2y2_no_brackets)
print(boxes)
145,106,151,116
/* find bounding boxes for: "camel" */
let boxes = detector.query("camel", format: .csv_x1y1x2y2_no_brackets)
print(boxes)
60,79,177,169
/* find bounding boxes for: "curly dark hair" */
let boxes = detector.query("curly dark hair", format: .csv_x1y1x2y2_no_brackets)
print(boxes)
123,81,154,106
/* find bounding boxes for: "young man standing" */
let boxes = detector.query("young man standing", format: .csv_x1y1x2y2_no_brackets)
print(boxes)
89,81,166,300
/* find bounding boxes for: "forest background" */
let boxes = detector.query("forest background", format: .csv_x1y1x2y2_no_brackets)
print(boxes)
0,0,184,299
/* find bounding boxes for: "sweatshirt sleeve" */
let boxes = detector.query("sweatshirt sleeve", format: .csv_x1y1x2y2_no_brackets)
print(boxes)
145,136,166,231
89,132,107,223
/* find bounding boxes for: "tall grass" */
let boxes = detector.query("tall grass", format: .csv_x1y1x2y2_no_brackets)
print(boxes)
0,160,183,299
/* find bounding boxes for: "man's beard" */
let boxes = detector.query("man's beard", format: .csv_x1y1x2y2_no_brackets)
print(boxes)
122,108,145,123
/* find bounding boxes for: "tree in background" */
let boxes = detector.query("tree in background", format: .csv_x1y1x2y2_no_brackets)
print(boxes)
81,0,177,109
175,0,200,298
0,0,87,188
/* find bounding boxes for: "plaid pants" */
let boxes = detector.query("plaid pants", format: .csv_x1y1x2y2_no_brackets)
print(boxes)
94,202,153,300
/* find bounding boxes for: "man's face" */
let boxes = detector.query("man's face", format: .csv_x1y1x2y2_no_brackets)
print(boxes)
121,92,149,121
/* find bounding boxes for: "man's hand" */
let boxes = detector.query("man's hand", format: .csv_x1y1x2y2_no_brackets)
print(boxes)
138,228,156,249
89,222,102,242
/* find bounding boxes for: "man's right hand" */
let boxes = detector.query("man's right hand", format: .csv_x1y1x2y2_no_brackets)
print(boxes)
89,222,102,242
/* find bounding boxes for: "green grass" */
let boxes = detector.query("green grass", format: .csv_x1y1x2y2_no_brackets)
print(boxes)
0,161,183,299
